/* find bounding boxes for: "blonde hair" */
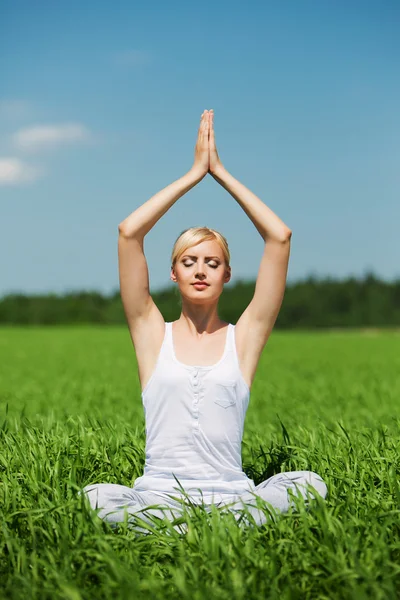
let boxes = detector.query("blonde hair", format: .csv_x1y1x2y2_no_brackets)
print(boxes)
171,226,230,269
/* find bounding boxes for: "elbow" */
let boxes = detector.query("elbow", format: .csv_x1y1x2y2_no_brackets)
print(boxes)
264,228,292,244
275,229,292,243
118,223,129,237
118,223,142,240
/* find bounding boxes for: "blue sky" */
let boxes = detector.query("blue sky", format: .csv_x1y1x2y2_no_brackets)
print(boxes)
1,1,399,296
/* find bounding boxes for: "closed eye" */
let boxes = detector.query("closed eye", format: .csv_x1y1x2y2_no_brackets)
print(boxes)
183,262,218,268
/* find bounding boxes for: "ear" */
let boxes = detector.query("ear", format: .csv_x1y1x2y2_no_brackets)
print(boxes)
170,266,177,283
224,266,231,284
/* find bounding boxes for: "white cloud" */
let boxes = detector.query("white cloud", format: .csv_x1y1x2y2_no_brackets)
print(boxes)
0,158,44,186
0,99,31,120
112,50,151,67
13,123,91,152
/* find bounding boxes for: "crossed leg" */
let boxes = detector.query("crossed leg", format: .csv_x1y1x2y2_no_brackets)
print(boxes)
81,483,185,531
220,470,328,525
81,471,327,531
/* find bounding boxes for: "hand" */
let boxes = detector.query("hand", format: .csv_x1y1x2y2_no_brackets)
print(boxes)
191,110,210,178
208,110,224,175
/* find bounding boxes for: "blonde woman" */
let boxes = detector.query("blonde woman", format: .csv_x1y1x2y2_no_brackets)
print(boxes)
83,109,327,528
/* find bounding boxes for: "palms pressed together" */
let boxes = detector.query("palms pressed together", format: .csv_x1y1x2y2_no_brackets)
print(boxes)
193,109,224,177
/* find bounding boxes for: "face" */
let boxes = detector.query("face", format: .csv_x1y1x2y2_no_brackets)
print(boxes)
170,240,231,302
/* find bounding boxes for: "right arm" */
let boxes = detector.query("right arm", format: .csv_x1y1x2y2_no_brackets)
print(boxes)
118,109,210,332
117,166,205,327
117,110,210,390
118,169,205,391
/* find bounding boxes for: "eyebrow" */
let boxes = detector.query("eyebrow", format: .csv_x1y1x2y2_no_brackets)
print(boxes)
182,255,221,260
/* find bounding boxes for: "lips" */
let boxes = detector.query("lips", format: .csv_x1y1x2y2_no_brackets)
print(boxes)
192,282,209,288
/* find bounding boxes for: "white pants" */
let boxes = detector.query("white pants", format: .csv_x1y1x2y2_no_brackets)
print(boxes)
82,471,327,530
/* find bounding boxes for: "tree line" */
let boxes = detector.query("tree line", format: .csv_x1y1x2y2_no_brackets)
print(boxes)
0,271,399,328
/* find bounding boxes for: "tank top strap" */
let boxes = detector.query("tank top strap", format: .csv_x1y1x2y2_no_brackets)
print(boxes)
228,323,240,365
226,322,234,352
165,321,173,350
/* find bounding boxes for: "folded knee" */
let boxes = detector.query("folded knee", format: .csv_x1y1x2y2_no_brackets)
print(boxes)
80,484,104,510
306,471,328,500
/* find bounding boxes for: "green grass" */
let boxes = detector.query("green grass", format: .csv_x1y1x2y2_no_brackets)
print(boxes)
1,326,400,599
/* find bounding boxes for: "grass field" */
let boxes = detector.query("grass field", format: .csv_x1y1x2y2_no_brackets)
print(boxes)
1,326,400,599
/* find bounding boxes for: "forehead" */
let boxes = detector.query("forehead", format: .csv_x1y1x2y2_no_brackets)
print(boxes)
183,240,223,257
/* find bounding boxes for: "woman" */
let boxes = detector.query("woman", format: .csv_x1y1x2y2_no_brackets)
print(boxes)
83,109,327,529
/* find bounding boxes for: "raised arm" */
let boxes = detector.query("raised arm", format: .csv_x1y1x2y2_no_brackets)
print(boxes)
117,110,210,331
207,110,292,384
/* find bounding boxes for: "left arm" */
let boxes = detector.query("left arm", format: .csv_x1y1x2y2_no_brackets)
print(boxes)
211,165,292,340
207,109,291,385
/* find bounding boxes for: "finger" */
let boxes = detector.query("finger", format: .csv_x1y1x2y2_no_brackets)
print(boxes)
198,111,205,132
198,111,205,127
209,112,215,145
198,111,205,134
201,110,209,139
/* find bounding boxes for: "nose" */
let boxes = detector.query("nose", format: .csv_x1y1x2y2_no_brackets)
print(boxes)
194,261,206,277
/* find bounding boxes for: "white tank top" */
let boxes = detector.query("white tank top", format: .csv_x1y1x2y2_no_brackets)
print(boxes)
133,321,256,503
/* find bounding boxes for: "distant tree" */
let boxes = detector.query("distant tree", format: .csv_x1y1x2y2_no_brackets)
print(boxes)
0,272,399,328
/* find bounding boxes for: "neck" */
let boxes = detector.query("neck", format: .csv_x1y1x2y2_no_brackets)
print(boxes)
176,302,228,334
